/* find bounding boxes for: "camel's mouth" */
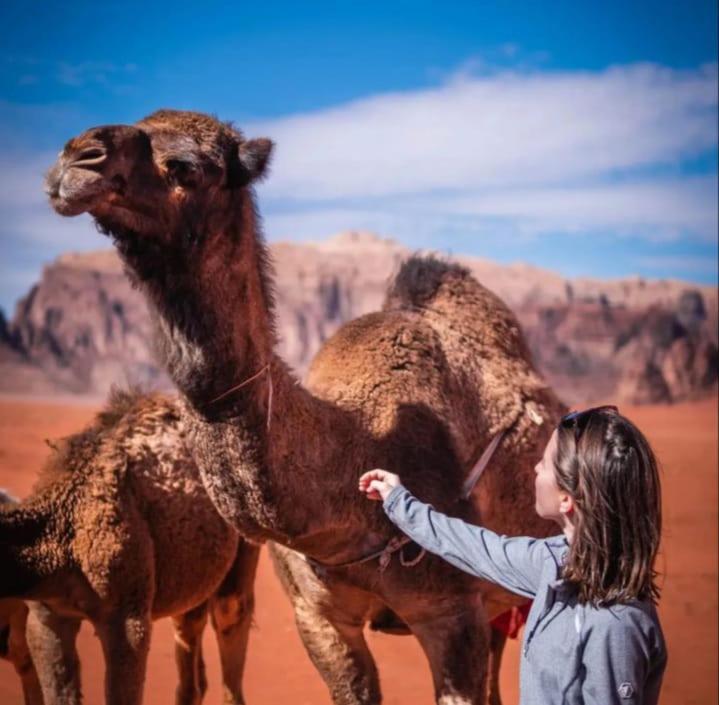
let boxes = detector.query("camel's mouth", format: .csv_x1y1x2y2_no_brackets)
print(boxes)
45,158,110,217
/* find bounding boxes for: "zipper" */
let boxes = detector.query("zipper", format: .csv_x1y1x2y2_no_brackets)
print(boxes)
523,585,557,656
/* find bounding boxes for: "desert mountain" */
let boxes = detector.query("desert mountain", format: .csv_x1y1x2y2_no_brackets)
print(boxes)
1,231,716,405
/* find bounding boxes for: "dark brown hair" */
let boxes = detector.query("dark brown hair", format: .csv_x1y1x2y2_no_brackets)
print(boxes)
554,407,662,606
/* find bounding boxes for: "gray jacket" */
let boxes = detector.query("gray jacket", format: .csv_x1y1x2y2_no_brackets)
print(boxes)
383,485,667,705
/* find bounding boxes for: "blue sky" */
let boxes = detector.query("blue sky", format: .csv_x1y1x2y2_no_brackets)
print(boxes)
1,1,717,314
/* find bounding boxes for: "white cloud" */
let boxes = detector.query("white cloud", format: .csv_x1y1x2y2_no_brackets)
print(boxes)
260,175,718,247
250,62,717,244
252,63,716,201
428,176,718,240
1,61,716,312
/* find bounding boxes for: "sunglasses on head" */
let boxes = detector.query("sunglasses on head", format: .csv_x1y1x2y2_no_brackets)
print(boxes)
560,405,619,442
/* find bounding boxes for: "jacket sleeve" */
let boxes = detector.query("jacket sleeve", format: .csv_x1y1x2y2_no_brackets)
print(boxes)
581,607,666,705
383,485,547,598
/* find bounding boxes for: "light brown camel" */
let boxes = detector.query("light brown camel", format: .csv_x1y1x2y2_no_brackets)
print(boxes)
46,110,565,705
0,389,260,705
1,491,44,705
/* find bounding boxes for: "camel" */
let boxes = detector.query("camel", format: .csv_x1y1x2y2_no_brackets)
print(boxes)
0,598,42,705
0,389,260,705
1,491,44,705
46,109,565,705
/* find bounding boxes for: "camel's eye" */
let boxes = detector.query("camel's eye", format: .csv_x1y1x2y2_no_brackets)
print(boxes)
165,158,198,188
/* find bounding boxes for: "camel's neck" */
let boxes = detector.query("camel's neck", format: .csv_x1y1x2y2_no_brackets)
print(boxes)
113,192,277,417
107,192,371,552
0,503,51,598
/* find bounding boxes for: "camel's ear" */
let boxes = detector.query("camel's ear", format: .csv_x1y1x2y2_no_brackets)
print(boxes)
230,138,273,187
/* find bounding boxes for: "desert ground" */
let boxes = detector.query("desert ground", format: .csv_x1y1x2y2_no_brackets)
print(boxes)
0,396,716,704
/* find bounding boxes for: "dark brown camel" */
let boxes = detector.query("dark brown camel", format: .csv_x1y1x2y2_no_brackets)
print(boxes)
0,390,259,705
1,491,44,705
46,110,564,704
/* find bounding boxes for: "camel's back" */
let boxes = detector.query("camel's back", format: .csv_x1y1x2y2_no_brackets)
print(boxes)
307,256,563,538
385,256,565,437
306,308,462,442
383,256,550,405
308,257,562,458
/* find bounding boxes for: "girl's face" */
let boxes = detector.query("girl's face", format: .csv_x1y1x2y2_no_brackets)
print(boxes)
534,430,573,524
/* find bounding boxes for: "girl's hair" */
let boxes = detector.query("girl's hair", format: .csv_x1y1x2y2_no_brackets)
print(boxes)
554,407,662,606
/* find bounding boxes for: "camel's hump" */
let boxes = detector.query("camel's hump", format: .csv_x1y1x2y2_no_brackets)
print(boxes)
383,255,471,311
383,254,519,327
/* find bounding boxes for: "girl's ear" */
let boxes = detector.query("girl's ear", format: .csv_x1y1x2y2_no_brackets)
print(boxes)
558,492,575,517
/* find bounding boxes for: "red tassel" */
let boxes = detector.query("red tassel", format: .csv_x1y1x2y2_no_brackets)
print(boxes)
490,603,532,639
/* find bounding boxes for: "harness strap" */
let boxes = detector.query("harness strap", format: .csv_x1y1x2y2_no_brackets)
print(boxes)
209,364,270,404
308,535,420,574
460,429,507,499
208,362,274,431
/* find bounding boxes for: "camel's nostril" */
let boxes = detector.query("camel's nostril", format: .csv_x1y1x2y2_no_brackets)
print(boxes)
71,148,107,168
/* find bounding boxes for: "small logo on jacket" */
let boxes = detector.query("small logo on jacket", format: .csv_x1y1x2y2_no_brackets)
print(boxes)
618,682,635,698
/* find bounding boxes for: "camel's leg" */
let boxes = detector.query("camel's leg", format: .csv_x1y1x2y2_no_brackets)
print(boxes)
294,597,381,705
365,604,507,705
404,601,490,705
269,543,380,705
25,602,82,705
487,627,507,705
173,601,209,705
7,603,44,705
96,611,152,705
209,539,261,705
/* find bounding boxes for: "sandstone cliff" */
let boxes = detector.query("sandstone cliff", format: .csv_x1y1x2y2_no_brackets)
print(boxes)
1,231,716,405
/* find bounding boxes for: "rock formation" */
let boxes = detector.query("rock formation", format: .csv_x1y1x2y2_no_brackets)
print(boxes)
1,232,716,405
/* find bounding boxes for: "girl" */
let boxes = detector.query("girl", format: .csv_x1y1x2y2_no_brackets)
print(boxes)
359,406,667,704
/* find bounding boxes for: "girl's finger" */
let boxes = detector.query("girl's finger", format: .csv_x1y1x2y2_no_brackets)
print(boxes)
359,470,383,486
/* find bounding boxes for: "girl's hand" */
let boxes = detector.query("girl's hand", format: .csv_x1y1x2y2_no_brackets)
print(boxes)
358,469,401,501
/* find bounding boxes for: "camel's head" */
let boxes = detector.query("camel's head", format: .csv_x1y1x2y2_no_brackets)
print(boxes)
46,109,273,240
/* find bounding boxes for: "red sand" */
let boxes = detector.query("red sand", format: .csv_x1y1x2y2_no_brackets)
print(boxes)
0,397,716,704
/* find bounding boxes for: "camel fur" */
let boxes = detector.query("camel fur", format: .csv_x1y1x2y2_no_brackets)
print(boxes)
1,490,44,705
0,391,259,705
46,110,566,705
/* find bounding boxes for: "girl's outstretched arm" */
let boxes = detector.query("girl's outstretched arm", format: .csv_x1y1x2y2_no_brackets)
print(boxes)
359,470,550,598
